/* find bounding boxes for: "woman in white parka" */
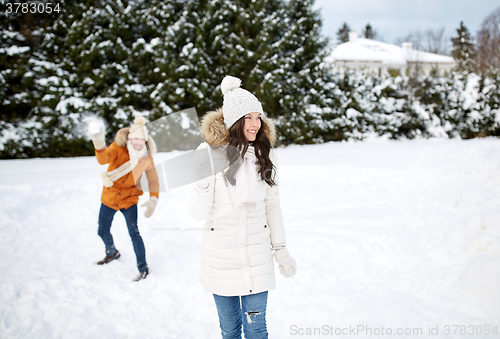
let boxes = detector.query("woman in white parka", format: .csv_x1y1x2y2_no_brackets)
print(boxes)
188,76,296,339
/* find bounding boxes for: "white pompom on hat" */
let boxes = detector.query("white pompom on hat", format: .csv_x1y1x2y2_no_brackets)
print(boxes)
128,117,149,141
221,75,264,129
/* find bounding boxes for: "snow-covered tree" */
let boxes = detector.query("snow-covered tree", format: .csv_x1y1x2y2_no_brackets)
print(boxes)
471,73,500,137
0,0,64,158
8,0,186,157
451,21,476,73
153,0,331,144
2,0,334,156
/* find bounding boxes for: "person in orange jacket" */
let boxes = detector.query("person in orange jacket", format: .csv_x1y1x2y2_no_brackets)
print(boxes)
89,117,159,281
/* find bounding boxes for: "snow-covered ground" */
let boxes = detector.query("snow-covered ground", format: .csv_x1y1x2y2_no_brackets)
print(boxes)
1,138,499,338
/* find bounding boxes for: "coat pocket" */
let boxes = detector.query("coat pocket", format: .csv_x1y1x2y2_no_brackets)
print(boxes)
204,218,220,244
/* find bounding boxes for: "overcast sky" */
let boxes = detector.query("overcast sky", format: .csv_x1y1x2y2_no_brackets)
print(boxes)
313,0,500,49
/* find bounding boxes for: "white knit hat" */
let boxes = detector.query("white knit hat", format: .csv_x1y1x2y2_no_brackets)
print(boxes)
128,117,149,140
221,75,264,129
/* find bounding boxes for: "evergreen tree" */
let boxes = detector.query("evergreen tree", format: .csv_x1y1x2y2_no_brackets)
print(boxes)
363,23,376,40
153,0,330,144
469,73,500,137
2,0,186,158
336,22,351,44
0,0,65,158
451,21,476,73
35,0,159,156
1,0,332,156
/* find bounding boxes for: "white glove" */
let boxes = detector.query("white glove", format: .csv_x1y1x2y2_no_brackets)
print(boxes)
88,121,105,150
141,196,158,218
274,248,297,277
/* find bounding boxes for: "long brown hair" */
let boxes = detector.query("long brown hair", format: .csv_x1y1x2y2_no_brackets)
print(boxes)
225,116,276,186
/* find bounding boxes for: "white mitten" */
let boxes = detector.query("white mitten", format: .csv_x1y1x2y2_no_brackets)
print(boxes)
273,248,297,277
141,196,158,218
88,121,106,150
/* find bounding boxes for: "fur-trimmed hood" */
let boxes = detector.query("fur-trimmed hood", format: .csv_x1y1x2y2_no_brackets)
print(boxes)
200,108,277,147
114,127,157,155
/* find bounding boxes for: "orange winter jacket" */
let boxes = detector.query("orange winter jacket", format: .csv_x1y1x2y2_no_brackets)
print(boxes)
95,129,159,211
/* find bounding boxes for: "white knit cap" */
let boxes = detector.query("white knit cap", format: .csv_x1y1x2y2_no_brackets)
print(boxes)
221,75,264,128
128,117,149,140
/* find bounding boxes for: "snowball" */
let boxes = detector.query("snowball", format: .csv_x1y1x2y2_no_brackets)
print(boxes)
88,120,103,135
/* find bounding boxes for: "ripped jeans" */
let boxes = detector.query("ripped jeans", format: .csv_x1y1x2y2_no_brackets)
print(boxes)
213,291,268,339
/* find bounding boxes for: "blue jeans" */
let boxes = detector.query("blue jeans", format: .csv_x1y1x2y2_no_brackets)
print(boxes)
97,203,148,272
213,291,268,339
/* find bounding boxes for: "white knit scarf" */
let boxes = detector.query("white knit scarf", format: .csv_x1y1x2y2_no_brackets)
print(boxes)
101,140,148,187
234,146,259,209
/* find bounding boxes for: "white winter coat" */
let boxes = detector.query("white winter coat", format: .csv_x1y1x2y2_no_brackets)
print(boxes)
188,109,286,297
